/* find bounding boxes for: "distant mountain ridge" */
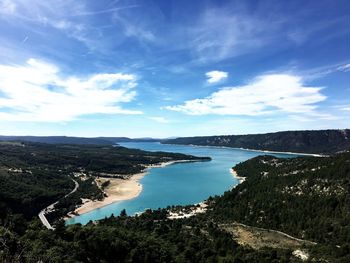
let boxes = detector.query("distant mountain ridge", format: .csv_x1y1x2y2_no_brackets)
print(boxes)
162,129,350,154
0,136,159,145
3,129,350,154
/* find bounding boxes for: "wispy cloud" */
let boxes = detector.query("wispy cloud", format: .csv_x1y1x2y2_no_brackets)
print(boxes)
21,36,29,44
206,70,228,84
166,74,326,116
188,7,273,63
0,0,93,50
0,58,142,122
337,64,350,72
111,11,156,43
149,116,169,123
70,5,140,17
0,0,139,52
185,3,350,64
0,0,16,15
295,61,350,81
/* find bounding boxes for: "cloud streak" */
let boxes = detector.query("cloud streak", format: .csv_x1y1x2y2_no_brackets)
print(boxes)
337,64,350,72
149,116,169,123
188,7,272,63
70,5,140,17
166,74,326,116
0,58,142,122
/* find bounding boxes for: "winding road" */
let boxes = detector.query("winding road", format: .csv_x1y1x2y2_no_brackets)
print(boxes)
38,178,79,230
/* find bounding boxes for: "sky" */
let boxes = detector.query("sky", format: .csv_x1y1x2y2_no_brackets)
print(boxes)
0,0,349,138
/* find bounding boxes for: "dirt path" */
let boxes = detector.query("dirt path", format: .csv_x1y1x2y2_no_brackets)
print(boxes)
220,222,316,250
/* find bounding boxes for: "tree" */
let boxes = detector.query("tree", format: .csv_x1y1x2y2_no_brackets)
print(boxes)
120,209,127,217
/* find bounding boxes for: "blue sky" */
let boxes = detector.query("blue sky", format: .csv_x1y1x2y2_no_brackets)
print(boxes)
0,0,349,138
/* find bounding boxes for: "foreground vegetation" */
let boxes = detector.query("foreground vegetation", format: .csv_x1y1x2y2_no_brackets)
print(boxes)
1,141,350,262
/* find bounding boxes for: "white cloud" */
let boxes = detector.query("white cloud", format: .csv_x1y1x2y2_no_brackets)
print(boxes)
0,0,16,14
206,70,228,84
149,116,169,123
0,58,142,122
337,64,350,72
166,74,326,116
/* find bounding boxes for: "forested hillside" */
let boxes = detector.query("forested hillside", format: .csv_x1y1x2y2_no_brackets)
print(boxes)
0,136,159,145
0,136,113,145
208,152,350,261
162,129,350,154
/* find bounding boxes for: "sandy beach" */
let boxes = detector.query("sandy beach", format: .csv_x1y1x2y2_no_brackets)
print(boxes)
66,160,193,219
230,168,246,184
70,172,147,216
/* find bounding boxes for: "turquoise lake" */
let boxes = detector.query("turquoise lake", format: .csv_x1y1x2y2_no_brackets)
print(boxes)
66,142,297,225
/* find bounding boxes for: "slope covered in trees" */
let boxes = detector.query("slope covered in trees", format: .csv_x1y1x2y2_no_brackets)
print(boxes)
0,136,114,145
207,152,350,261
0,135,159,145
162,129,350,154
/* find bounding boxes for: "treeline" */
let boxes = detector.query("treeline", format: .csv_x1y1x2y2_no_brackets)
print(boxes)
162,129,350,154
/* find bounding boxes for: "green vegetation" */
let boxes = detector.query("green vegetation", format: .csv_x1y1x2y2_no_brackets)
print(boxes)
0,142,209,223
0,135,114,145
0,167,73,219
1,141,350,262
0,135,159,145
1,210,301,262
46,177,103,222
208,153,350,261
163,129,350,154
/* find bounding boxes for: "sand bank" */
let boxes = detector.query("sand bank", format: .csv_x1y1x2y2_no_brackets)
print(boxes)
70,172,147,216
66,160,193,219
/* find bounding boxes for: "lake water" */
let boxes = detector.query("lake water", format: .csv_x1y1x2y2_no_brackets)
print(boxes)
66,142,297,225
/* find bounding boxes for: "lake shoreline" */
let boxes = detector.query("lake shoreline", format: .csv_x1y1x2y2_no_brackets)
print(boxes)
230,168,246,184
66,142,301,225
65,160,198,220
161,142,327,157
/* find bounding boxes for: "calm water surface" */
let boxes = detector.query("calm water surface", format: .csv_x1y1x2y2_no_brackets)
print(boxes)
66,142,296,225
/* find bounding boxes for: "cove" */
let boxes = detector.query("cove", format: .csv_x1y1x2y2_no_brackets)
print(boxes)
66,142,298,225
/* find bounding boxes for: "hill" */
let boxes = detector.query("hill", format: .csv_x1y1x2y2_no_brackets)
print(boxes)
162,129,350,154
207,152,350,261
0,136,159,145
